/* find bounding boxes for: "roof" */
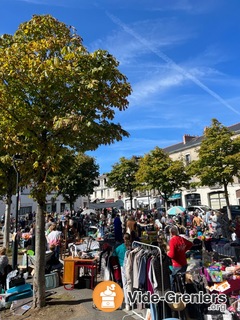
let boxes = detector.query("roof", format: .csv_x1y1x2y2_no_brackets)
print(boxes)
164,122,240,154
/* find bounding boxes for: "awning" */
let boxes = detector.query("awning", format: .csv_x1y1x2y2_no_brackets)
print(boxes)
168,193,182,201
89,200,124,209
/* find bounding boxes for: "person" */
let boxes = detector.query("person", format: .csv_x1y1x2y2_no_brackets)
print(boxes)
160,212,167,230
99,212,106,237
167,226,193,289
154,219,162,233
204,209,212,229
126,216,137,235
0,247,10,289
0,247,9,276
45,215,54,231
112,233,131,310
231,216,240,244
209,210,218,233
152,232,169,253
114,214,123,243
192,211,203,234
45,244,63,273
46,223,62,259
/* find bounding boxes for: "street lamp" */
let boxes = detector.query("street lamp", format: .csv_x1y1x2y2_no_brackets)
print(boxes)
12,154,23,269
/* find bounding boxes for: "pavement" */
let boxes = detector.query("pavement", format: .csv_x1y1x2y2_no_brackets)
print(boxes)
0,230,138,320
45,283,139,320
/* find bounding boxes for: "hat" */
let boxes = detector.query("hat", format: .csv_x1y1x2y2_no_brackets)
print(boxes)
168,297,186,312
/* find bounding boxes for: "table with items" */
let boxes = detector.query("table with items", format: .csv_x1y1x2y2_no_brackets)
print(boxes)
63,256,98,290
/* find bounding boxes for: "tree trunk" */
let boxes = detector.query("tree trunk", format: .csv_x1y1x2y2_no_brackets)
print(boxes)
70,200,73,216
223,182,232,221
32,203,46,308
130,191,133,211
3,196,11,250
162,193,168,212
164,201,168,212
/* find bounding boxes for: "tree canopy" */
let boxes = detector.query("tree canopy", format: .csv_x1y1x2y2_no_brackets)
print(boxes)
0,14,131,308
107,156,139,210
56,152,99,210
0,14,131,201
136,147,189,209
188,118,240,220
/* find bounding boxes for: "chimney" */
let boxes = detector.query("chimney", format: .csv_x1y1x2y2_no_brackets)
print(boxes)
183,134,196,144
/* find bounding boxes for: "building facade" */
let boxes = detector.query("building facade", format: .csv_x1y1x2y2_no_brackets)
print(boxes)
164,123,240,210
89,123,240,211
0,184,88,218
89,174,162,211
2,123,240,217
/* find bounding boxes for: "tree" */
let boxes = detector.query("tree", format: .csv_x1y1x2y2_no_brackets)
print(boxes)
0,156,16,251
56,152,99,211
188,119,240,220
107,156,139,210
136,147,189,210
0,14,131,308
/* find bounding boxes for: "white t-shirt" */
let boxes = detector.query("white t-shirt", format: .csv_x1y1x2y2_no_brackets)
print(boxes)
47,230,62,246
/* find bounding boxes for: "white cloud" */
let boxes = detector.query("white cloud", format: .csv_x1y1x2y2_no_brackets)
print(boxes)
89,16,194,66
130,72,185,103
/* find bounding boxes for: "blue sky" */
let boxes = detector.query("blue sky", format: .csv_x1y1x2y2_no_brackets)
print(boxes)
1,0,240,174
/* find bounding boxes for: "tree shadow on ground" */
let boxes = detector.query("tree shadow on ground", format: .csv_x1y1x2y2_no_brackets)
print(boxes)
46,297,93,305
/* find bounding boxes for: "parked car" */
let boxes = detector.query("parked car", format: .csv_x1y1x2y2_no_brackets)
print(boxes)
187,205,211,216
220,205,240,219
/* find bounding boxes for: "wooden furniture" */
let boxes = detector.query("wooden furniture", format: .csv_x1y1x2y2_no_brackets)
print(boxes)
63,256,97,290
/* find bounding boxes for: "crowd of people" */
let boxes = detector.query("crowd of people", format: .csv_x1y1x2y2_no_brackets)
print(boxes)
0,205,240,292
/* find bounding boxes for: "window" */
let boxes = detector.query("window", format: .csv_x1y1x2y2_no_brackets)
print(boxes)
60,203,66,212
185,154,191,165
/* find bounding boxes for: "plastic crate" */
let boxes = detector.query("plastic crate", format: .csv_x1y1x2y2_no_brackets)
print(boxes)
45,272,59,290
6,283,33,302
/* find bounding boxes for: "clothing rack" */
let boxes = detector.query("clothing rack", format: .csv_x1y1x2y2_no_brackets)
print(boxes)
123,240,165,320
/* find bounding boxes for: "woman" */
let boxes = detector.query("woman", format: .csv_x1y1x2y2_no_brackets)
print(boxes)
0,247,9,289
113,233,131,310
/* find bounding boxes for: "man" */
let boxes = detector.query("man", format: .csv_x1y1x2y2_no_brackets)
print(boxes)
167,226,193,288
192,211,203,229
204,209,212,229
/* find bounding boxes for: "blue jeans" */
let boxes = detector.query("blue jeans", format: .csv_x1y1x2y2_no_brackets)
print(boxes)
170,265,187,291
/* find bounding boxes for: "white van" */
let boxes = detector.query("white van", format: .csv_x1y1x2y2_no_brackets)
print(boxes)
187,205,211,216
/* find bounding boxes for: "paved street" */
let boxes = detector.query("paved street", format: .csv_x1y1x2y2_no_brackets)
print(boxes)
0,230,138,320
46,285,138,320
